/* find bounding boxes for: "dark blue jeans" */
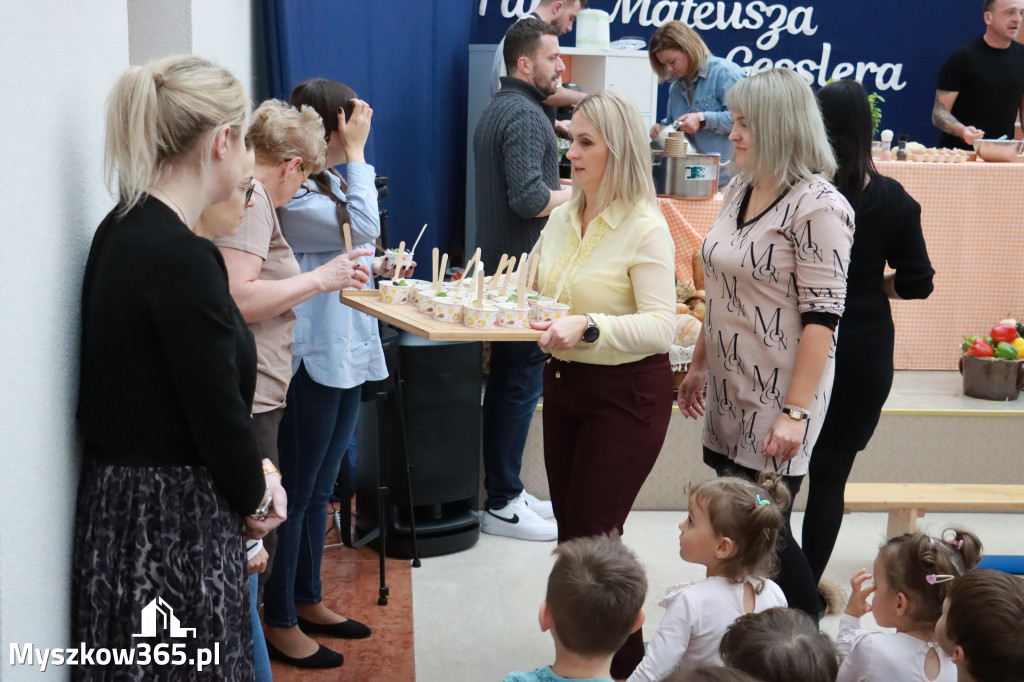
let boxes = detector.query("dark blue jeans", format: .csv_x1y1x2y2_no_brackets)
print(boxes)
482,341,545,509
263,362,362,628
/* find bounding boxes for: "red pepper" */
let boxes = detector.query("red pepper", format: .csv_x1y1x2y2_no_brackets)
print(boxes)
991,323,1019,344
968,338,995,357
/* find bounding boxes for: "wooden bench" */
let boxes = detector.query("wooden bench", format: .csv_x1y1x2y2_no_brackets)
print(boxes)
844,483,1024,539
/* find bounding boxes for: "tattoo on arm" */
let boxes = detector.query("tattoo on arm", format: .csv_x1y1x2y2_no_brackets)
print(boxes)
931,91,963,134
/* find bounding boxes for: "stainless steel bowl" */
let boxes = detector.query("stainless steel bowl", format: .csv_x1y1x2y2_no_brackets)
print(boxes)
973,138,1023,162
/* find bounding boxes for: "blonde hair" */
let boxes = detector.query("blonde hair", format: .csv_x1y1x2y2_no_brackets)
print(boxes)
104,55,249,214
688,473,791,588
567,91,656,220
248,99,327,174
648,21,711,82
726,68,836,193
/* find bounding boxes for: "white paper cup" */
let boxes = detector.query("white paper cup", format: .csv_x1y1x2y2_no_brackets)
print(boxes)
463,301,499,328
411,283,436,307
496,302,531,328
385,249,413,270
416,288,440,314
526,295,555,321
379,280,412,304
432,295,464,323
537,301,570,322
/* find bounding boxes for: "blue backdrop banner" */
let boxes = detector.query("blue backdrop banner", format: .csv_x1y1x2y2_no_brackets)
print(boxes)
262,0,476,256
262,1,988,253
472,0,984,147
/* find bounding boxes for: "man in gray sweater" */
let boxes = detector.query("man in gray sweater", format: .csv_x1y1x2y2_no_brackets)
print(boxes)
474,17,571,541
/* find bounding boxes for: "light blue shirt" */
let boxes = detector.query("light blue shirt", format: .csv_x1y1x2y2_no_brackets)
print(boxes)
504,666,612,682
661,56,746,185
277,162,387,389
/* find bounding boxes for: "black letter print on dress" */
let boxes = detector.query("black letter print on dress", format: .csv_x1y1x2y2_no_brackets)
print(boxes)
753,306,786,350
752,364,784,408
743,241,778,284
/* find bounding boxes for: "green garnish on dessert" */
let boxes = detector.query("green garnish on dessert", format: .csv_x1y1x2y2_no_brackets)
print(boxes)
395,279,407,286
435,291,447,297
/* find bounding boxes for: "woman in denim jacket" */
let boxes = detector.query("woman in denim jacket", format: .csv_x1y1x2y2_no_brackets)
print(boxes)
649,21,746,186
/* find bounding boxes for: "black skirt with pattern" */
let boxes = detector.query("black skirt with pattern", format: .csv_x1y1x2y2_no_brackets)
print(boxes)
70,459,253,681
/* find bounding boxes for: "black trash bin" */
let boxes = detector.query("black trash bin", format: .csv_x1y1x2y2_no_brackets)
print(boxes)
355,329,482,558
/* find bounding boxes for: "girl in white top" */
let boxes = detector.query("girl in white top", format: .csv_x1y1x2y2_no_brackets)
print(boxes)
836,527,983,682
628,475,791,682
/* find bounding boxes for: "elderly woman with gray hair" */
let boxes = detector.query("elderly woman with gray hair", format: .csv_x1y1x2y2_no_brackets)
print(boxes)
677,68,855,621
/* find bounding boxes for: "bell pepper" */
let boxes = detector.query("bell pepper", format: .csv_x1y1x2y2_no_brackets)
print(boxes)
968,338,994,357
995,342,1019,361
962,335,981,353
984,336,995,347
1013,337,1024,359
990,323,1019,344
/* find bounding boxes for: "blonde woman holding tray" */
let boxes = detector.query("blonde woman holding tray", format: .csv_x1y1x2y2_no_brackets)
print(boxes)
530,90,676,679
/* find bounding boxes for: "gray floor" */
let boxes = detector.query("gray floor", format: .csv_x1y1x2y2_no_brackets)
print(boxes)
412,510,1024,682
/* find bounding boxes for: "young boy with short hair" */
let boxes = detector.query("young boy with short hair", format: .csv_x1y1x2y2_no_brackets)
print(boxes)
935,568,1024,682
504,534,648,682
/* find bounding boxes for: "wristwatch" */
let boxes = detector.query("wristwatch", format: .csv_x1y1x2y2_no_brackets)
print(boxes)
582,313,600,343
782,404,810,421
698,112,707,129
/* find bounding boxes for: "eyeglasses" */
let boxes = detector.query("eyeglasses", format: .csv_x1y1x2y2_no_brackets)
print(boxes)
241,181,255,203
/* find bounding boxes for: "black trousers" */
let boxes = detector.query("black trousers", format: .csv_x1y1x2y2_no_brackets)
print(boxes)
703,447,821,623
802,444,860,582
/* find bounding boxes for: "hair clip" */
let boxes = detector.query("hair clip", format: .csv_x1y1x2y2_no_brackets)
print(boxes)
754,494,770,508
925,574,955,585
948,538,964,550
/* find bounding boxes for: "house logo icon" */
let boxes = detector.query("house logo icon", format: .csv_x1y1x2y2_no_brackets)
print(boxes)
132,597,197,639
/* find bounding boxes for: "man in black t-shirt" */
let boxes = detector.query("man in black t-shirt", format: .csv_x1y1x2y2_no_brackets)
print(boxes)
932,0,1024,149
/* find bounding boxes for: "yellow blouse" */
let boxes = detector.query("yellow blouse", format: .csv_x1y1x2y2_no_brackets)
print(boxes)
536,198,676,365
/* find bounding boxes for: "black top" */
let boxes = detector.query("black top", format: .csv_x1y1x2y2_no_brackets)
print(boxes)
816,175,934,450
937,37,1024,149
78,197,265,516
474,76,561,269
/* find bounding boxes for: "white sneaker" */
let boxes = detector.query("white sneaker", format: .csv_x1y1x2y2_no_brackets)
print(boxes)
481,495,557,541
520,491,554,519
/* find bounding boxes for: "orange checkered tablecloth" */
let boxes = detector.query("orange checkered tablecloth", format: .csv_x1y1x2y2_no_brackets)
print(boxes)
658,161,1024,370
658,195,723,285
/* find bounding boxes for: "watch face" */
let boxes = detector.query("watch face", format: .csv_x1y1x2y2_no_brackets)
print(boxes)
583,326,599,343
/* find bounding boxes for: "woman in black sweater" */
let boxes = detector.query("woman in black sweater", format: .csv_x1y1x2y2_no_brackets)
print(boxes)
74,55,285,681
802,80,935,598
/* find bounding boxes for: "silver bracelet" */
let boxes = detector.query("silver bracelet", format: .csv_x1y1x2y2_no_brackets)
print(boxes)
251,488,273,521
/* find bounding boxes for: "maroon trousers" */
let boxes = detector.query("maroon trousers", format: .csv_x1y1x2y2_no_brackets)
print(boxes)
542,352,673,679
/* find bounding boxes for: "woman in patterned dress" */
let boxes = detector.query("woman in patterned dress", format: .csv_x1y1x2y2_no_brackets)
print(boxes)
74,55,285,681
676,68,855,621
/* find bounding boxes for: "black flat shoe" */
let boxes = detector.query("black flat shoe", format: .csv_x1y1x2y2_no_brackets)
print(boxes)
296,616,372,639
265,640,344,669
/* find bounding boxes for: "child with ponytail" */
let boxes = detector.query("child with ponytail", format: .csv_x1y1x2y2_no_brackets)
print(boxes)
628,474,791,682
836,528,983,682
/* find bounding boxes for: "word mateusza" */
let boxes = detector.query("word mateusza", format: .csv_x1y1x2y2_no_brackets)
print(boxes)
478,0,819,51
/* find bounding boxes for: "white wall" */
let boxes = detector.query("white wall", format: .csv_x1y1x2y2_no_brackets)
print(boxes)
0,5,129,677
192,0,258,100
0,3,254,678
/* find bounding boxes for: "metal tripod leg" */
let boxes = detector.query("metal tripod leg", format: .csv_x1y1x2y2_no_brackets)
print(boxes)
390,359,421,568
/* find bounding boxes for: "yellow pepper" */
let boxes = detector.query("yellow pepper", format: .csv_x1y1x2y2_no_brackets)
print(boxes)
1013,337,1024,359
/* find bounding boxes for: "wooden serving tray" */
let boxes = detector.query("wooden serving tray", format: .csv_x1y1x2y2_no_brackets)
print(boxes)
339,289,543,342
